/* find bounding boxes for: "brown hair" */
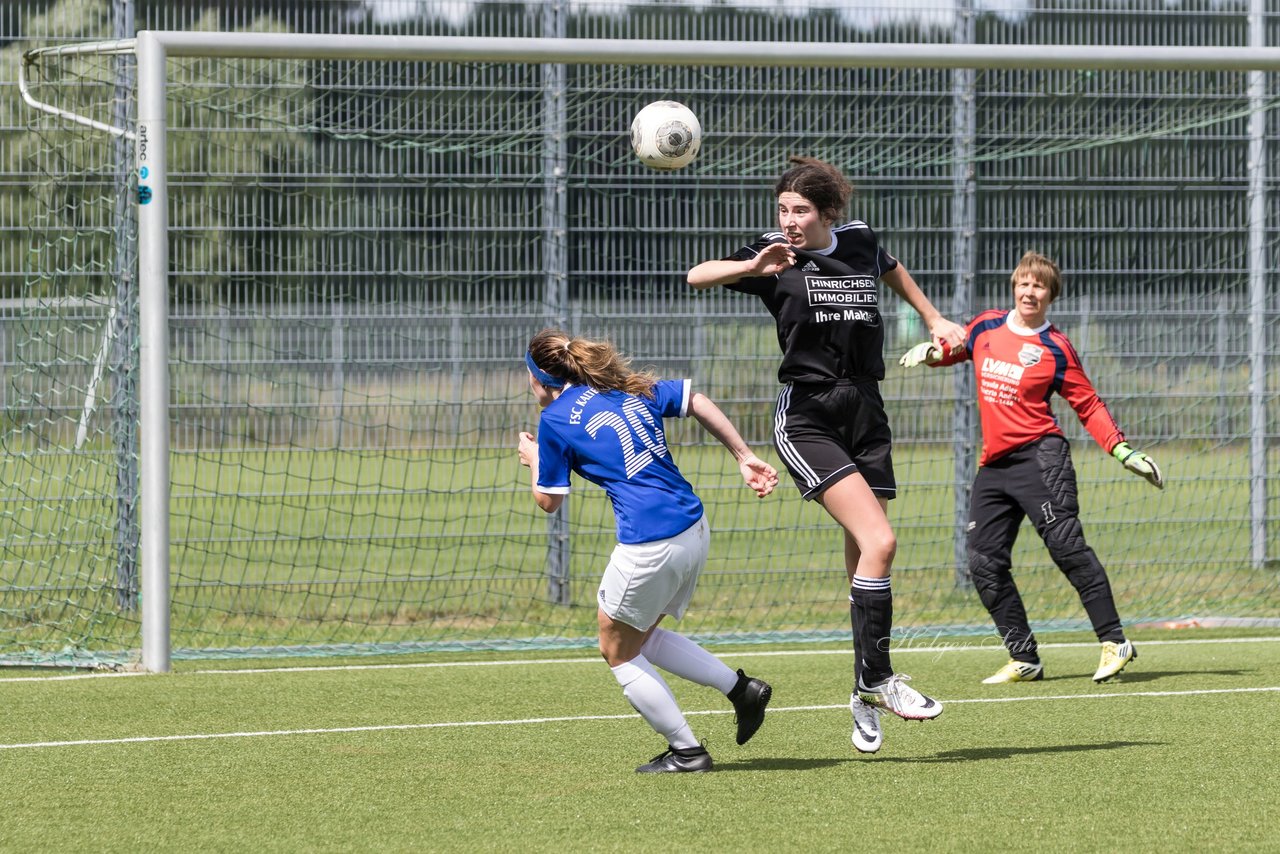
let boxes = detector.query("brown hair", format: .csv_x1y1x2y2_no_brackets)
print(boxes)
527,328,658,398
774,156,853,225
1010,251,1062,302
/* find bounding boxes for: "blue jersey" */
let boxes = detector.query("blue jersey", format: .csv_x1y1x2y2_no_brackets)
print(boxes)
535,379,704,545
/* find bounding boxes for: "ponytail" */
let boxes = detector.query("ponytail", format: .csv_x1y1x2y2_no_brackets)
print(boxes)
526,328,657,397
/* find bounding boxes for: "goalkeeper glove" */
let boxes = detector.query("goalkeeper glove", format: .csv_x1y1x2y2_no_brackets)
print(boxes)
898,341,943,368
1111,442,1164,490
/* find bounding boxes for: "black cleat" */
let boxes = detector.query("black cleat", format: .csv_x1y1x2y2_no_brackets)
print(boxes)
635,745,713,774
728,668,772,746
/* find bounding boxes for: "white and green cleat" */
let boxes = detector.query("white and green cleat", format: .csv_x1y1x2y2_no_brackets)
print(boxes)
981,659,1044,684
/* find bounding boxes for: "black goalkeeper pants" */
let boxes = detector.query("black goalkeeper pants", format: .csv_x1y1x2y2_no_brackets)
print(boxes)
966,435,1124,662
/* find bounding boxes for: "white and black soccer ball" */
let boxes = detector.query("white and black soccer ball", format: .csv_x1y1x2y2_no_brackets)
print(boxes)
629,100,702,171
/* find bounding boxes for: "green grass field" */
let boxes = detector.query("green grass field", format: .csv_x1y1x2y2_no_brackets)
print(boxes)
3,626,1277,852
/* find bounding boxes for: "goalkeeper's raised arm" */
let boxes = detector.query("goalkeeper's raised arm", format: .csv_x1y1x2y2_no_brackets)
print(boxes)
896,251,1160,687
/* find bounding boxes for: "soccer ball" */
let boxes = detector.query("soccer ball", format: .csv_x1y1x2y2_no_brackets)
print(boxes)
630,100,702,171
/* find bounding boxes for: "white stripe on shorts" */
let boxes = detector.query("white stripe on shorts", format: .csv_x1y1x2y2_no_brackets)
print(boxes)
774,384,821,488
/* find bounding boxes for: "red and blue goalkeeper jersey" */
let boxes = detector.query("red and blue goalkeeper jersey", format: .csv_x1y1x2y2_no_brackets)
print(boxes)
933,310,1125,466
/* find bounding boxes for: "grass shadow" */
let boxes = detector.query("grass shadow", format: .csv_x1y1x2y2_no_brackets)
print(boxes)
1035,674,1092,683
877,740,1165,763
705,740,1165,771
1021,667,1252,684
710,756,861,772
1101,668,1252,683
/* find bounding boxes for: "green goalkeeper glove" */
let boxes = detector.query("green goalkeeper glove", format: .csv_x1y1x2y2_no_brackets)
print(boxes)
898,341,943,368
1111,442,1164,490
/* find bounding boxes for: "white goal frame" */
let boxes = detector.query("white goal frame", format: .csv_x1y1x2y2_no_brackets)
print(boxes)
19,31,1279,672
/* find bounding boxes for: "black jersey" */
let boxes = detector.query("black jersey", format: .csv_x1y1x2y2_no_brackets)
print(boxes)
726,221,898,384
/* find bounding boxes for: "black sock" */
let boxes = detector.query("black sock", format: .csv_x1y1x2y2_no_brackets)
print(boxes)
1081,594,1124,644
1006,629,1040,664
850,575,893,687
726,669,750,703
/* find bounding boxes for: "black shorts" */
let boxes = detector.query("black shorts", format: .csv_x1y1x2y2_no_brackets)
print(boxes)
968,434,1082,557
772,379,896,500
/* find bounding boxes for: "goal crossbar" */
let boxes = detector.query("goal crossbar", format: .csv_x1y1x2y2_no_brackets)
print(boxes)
22,33,1280,70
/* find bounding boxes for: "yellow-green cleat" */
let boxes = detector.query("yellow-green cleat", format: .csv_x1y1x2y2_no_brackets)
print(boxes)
1093,640,1137,683
981,660,1044,684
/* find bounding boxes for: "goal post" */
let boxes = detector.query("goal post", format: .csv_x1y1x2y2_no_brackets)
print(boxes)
12,33,1279,672
135,30,171,674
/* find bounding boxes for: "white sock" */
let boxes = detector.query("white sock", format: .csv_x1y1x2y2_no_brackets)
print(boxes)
640,627,738,695
610,656,698,750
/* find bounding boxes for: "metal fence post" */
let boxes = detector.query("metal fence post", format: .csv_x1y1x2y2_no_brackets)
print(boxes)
1247,0,1271,569
542,1,571,605
950,0,978,588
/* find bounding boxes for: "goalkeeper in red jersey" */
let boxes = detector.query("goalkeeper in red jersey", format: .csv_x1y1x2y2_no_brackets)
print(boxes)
899,251,1164,684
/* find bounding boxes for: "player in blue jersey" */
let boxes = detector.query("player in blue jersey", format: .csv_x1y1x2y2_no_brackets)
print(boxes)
517,328,780,774
688,156,966,755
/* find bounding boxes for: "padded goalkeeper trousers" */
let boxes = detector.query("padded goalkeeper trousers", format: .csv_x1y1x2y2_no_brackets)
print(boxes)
966,436,1124,662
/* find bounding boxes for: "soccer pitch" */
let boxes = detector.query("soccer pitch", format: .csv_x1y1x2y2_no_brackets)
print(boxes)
2,627,1277,851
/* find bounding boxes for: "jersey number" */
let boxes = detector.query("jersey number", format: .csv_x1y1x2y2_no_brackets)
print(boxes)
584,399,670,479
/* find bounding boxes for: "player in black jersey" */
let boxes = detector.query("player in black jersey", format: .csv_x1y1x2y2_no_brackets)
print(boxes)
688,156,965,754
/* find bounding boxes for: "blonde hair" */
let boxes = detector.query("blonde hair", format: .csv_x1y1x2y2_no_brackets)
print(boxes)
527,328,658,398
774,156,853,224
1011,251,1062,302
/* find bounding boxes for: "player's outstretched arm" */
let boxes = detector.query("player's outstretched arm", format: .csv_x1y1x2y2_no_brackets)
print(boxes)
1111,441,1165,489
880,265,966,351
687,243,795,290
688,392,778,498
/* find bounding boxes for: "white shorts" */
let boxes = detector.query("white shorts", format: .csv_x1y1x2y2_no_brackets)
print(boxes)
597,515,710,631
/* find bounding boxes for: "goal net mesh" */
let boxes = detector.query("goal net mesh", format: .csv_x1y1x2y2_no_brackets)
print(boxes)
5,42,1278,665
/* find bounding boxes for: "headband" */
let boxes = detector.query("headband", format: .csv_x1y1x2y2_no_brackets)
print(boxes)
525,351,566,389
